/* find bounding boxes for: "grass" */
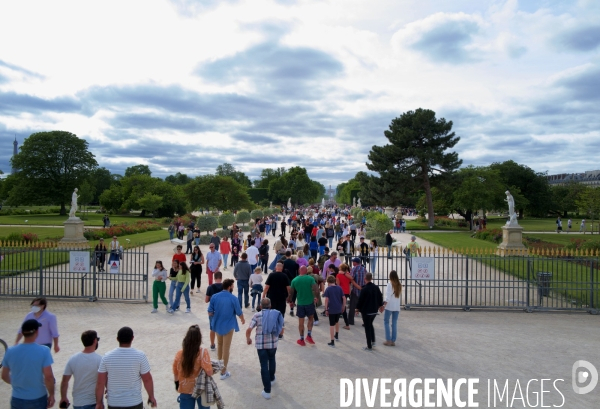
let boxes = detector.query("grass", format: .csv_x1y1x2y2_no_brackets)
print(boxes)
0,227,64,241
0,213,163,226
413,232,498,250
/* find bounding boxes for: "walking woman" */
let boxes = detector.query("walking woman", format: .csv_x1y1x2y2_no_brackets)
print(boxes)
173,325,213,409
258,239,269,273
169,260,180,311
309,236,318,260
151,260,169,313
383,270,402,346
170,261,191,314
190,246,204,295
336,263,352,330
369,239,378,274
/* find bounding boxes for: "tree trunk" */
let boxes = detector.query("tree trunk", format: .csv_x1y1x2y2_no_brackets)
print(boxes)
563,210,568,219
422,170,434,228
60,202,66,216
518,209,523,219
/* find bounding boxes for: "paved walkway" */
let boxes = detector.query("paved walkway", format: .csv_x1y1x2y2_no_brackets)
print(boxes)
1,235,599,408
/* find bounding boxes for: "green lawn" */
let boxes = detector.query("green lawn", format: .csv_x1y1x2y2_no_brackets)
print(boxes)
0,213,162,226
0,226,64,241
522,233,597,246
413,232,498,250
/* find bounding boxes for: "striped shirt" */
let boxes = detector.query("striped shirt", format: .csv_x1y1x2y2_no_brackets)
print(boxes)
98,347,151,407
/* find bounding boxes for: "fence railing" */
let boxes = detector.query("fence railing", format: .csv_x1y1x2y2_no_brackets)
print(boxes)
0,245,149,301
347,248,598,314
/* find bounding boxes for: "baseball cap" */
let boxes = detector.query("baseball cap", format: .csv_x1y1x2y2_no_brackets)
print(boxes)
352,257,361,264
21,319,42,335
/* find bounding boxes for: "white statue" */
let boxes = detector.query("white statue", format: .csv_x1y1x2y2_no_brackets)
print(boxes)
353,197,356,207
69,188,79,218
505,190,518,226
287,197,291,208
269,201,272,208
321,198,325,206
357,198,362,208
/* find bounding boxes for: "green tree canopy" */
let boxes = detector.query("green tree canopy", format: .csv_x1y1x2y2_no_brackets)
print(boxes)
124,164,152,177
365,109,461,227
218,212,235,228
236,211,251,226
197,215,218,234
253,167,286,189
10,131,98,215
184,175,253,212
489,160,551,218
137,193,163,218
216,163,252,188
550,182,588,218
165,172,191,185
268,166,320,205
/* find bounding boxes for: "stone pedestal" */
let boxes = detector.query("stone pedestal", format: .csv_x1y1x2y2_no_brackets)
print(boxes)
58,217,89,248
384,207,395,218
496,225,528,256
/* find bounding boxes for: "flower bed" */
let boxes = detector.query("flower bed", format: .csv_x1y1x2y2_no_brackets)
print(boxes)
473,228,503,244
84,221,163,240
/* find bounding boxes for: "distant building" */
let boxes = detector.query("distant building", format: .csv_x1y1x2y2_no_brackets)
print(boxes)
546,170,600,187
11,137,18,174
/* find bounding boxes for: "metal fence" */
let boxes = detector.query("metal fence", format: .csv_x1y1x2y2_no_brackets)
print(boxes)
0,246,149,301
361,251,598,314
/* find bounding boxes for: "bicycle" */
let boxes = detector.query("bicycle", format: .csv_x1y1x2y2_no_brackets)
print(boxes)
0,338,7,368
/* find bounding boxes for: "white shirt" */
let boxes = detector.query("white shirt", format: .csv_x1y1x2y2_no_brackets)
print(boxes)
98,347,151,407
249,274,263,286
63,352,103,406
152,268,168,281
245,246,260,265
384,282,401,312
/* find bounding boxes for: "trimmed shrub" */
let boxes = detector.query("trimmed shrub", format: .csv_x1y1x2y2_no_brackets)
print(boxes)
236,211,251,226
199,235,212,245
83,220,162,240
218,213,235,229
250,209,264,220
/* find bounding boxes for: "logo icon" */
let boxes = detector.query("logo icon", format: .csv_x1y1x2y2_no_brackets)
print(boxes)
572,360,598,395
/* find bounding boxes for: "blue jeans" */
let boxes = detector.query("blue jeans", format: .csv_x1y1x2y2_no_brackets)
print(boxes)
237,279,249,307
222,254,229,266
179,393,209,409
251,284,263,308
318,246,325,255
75,405,96,409
384,309,399,342
169,230,174,240
328,238,333,248
11,395,47,409
370,256,377,273
169,280,177,308
257,348,277,393
173,282,190,310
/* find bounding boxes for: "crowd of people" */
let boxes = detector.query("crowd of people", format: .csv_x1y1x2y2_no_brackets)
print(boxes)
3,205,414,408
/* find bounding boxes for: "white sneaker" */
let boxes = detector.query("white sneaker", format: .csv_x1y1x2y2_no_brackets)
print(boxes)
167,309,174,314
271,377,276,385
185,308,191,313
252,308,255,312
262,390,271,400
313,321,319,326
151,309,158,313
220,371,231,380
196,290,201,293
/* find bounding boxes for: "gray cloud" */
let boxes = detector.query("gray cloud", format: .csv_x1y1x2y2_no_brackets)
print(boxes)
112,113,209,132
0,92,81,115
408,18,481,64
0,59,44,79
555,64,600,101
556,25,600,51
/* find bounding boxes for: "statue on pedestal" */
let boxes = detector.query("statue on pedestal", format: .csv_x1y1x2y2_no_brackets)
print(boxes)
69,188,79,218
505,190,518,226
287,198,292,208
357,198,362,208
352,197,356,207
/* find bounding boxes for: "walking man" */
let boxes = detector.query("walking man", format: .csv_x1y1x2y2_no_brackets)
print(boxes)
407,235,421,271
289,265,318,346
205,271,224,351
246,298,284,400
206,243,222,286
262,262,291,339
2,319,55,409
347,257,366,326
356,273,384,351
208,279,246,380
233,252,252,308
60,330,102,409
16,296,60,352
95,326,157,409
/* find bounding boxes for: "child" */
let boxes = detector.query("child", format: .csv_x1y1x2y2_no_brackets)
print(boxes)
231,244,240,267
323,274,346,348
249,266,264,312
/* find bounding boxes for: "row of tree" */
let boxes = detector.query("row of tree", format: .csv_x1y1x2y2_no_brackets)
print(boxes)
1,131,325,216
337,108,600,227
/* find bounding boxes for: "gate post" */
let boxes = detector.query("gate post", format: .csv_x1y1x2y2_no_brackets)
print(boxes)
590,259,595,313
463,256,470,311
38,249,44,296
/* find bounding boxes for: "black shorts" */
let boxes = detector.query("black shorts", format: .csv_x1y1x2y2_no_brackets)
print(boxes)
328,313,341,326
296,303,316,318
272,299,287,317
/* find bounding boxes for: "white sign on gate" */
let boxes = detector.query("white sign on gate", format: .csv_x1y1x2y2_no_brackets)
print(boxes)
411,257,435,280
70,251,90,273
109,260,120,274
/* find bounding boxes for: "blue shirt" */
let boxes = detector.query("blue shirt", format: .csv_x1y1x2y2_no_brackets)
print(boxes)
207,290,243,335
206,250,222,272
18,310,59,345
2,343,53,399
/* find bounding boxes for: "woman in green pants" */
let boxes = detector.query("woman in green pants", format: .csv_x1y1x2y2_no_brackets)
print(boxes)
151,260,169,313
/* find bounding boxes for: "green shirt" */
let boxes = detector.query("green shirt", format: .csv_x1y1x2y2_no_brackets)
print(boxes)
291,274,316,306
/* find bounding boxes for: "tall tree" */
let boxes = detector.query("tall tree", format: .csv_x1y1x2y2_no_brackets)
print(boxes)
550,182,587,218
184,175,253,211
124,164,152,177
366,109,461,228
489,160,551,218
268,166,320,205
576,188,600,234
10,131,98,215
216,163,252,188
88,167,113,203
165,172,191,185
253,167,286,189
78,180,96,220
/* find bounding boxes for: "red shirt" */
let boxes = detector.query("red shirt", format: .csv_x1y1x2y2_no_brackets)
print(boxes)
172,253,186,263
220,241,231,255
336,273,351,295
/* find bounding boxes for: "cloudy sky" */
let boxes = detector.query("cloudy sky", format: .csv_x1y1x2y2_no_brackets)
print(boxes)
0,0,599,187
